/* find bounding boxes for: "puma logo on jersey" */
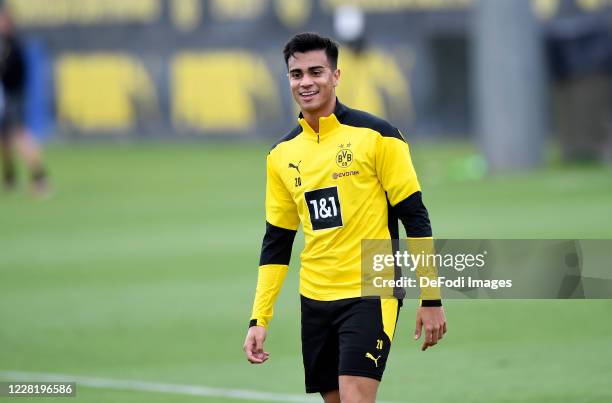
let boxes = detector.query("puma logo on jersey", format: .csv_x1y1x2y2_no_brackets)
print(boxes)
288,161,301,174
365,352,381,368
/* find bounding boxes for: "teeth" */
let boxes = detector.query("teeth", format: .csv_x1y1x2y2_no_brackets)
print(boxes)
301,91,317,96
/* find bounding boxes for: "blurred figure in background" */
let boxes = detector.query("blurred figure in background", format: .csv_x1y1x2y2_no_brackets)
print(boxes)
333,5,412,121
0,7,48,195
546,12,612,163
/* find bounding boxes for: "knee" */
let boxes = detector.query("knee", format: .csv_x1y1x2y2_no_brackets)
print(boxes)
339,376,378,403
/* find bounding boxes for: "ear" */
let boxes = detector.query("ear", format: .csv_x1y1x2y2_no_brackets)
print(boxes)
333,68,341,87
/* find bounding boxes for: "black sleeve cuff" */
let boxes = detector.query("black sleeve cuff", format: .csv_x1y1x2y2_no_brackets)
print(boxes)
393,191,432,238
249,319,258,328
421,299,443,307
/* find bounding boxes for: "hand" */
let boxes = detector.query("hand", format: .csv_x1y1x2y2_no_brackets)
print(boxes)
414,306,447,351
243,325,270,364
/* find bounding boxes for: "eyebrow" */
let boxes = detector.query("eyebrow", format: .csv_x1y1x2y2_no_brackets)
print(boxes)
288,65,326,74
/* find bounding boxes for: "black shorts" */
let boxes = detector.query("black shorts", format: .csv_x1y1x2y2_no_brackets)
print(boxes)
300,295,401,394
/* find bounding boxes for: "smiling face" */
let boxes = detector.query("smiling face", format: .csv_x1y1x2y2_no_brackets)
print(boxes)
287,49,340,118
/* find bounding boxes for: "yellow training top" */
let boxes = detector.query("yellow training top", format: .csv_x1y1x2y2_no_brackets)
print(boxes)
250,100,439,329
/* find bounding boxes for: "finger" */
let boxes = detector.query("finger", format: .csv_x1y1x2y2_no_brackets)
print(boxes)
426,325,435,344
422,326,432,351
243,338,253,352
431,326,439,346
242,338,251,355
443,321,448,335
246,349,264,364
254,334,264,354
437,324,444,341
254,350,270,359
252,332,269,364
244,337,264,364
414,317,422,340
253,350,270,364
424,325,439,350
421,339,429,351
245,344,260,363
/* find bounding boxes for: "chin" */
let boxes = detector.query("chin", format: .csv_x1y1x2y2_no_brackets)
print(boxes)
299,101,322,113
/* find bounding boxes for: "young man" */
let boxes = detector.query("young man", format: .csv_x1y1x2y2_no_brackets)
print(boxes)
0,8,48,195
243,33,446,403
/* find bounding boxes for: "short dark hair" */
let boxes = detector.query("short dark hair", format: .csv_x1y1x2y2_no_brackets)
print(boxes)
283,32,339,70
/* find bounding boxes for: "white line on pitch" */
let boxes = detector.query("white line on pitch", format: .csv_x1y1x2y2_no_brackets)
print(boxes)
0,370,403,403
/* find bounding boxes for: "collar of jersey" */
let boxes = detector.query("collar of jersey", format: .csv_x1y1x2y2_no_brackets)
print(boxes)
297,99,347,140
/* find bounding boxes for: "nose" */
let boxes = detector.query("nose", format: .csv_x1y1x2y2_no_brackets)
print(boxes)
300,73,314,88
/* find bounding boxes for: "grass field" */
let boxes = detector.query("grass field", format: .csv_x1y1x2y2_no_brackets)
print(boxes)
1,142,611,403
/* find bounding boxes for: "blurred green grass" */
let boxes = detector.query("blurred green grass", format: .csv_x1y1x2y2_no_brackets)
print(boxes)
1,142,611,403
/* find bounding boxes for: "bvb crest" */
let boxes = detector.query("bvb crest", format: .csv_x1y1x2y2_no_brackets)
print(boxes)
336,147,353,168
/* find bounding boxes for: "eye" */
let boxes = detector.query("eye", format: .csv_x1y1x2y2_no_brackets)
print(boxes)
290,71,302,79
312,70,322,76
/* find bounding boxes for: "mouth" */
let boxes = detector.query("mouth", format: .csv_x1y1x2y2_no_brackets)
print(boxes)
299,90,319,101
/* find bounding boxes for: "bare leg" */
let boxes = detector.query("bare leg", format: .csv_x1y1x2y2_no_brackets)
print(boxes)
1,133,16,190
13,127,44,172
339,375,379,403
321,390,340,403
12,126,49,195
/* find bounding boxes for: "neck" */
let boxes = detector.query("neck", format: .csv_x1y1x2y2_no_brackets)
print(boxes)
301,97,336,133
